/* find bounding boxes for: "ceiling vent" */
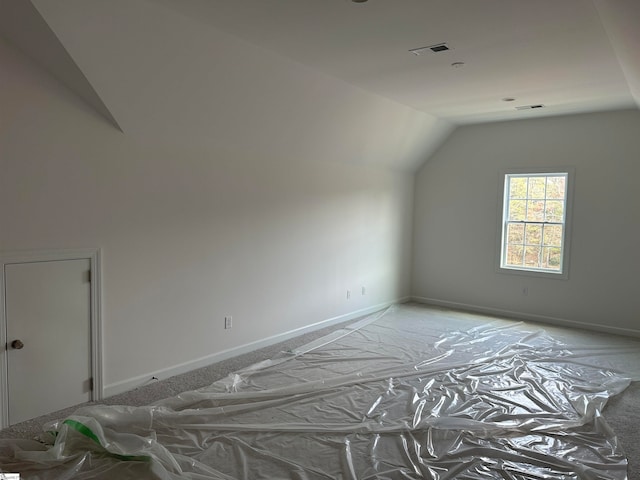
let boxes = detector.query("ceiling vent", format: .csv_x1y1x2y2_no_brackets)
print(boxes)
515,104,545,110
409,43,450,55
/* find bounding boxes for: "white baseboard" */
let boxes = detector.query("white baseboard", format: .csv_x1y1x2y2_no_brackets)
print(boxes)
103,299,408,398
412,296,640,338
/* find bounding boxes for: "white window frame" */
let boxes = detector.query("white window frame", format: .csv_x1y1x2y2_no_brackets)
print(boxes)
496,167,574,280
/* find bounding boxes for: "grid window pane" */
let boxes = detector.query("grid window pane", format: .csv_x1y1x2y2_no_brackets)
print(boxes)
543,224,563,246
509,177,527,199
501,172,569,274
509,200,526,221
526,200,545,222
524,246,541,267
542,247,562,270
507,223,524,244
528,177,546,199
545,200,564,223
525,223,542,245
546,176,566,199
505,245,524,267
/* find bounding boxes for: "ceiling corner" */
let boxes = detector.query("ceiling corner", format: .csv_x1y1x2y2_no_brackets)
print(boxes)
592,0,640,109
0,0,123,132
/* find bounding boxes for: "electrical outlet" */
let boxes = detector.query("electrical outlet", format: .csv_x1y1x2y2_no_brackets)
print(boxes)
522,286,529,296
224,316,233,329
361,286,366,295
346,290,351,299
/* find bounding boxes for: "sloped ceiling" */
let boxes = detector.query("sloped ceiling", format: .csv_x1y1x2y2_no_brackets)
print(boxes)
0,0,122,131
2,0,639,170
153,0,640,123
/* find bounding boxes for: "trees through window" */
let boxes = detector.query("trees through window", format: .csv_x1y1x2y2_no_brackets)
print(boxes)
500,172,570,275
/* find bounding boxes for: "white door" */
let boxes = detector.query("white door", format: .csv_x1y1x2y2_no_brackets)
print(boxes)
5,259,92,425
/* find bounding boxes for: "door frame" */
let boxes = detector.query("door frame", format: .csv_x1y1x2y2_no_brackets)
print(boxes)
0,248,103,428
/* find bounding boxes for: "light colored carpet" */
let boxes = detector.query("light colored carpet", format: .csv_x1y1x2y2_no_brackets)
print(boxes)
1,305,638,478
603,381,640,477
0,316,360,439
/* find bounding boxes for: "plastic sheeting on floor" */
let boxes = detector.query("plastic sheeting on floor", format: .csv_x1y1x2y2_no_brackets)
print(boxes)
1,305,640,479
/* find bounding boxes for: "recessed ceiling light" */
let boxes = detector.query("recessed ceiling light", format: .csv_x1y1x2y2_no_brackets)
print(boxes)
352,0,368,3
451,62,465,68
502,97,516,102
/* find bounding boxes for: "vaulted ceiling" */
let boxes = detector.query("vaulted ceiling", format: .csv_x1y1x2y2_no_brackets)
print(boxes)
2,0,639,169
153,0,640,123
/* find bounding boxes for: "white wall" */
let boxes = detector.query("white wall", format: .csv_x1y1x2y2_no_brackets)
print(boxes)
0,36,419,393
413,109,640,335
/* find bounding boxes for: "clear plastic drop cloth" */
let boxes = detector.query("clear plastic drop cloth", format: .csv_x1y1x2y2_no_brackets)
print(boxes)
2,304,640,479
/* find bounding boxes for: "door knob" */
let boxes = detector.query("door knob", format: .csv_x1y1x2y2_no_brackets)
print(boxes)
11,339,24,350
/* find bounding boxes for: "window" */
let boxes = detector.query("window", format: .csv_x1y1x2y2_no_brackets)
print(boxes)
499,170,572,277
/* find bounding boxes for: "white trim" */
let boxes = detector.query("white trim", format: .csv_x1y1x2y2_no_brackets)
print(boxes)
0,248,103,428
412,296,640,338
104,298,407,398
